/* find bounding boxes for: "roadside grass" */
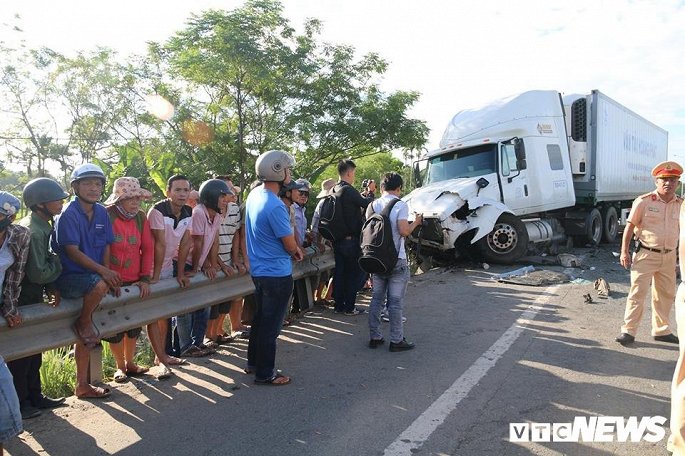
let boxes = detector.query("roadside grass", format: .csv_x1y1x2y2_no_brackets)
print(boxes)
40,332,156,398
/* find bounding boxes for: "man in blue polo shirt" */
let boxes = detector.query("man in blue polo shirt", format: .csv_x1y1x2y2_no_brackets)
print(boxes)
52,163,120,399
244,150,304,386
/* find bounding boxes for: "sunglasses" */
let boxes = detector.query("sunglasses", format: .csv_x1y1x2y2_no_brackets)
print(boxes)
300,191,310,197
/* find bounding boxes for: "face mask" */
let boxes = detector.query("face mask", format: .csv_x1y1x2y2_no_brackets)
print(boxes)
115,204,137,220
0,216,12,232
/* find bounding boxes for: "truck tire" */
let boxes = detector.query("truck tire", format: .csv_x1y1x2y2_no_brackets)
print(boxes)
478,213,529,264
601,206,618,243
585,208,602,245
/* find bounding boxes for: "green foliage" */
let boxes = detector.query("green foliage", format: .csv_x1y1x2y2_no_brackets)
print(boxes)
39,347,76,399
39,335,156,398
303,151,409,215
0,0,427,193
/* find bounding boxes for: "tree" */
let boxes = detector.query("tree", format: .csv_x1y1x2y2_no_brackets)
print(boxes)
0,19,70,179
158,0,428,188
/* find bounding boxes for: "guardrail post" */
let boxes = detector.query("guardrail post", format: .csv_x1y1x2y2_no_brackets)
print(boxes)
294,277,314,311
89,344,103,383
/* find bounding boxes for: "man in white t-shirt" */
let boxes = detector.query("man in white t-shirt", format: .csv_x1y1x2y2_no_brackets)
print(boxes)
365,173,422,352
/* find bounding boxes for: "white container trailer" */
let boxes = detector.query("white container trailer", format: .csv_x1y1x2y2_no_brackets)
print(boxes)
404,89,668,264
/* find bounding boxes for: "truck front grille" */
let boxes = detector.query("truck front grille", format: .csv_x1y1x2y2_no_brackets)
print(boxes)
416,219,443,244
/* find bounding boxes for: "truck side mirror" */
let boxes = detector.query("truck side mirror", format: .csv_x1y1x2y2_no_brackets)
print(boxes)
514,139,527,170
413,162,423,188
514,139,526,160
476,177,489,196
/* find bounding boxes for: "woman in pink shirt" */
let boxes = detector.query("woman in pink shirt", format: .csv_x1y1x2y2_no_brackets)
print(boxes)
103,177,185,382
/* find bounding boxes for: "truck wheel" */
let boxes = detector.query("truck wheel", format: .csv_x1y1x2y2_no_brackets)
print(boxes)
585,208,602,245
601,206,618,243
478,213,529,264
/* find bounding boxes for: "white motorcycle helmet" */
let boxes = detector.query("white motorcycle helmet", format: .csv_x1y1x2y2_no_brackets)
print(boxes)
255,150,296,183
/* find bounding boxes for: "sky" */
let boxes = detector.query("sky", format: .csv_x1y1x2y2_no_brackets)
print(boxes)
2,0,684,164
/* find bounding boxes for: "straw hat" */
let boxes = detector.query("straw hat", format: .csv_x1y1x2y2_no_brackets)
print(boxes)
104,177,152,205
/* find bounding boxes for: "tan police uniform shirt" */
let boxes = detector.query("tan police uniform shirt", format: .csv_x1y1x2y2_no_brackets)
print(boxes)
627,191,681,251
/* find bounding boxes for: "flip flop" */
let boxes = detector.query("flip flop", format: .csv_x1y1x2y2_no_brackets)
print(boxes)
217,334,235,345
125,366,149,377
113,369,128,383
165,357,187,366
72,321,99,349
180,346,211,358
254,373,291,386
76,386,112,400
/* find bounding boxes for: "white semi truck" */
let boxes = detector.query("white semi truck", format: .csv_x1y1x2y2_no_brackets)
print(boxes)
404,89,668,264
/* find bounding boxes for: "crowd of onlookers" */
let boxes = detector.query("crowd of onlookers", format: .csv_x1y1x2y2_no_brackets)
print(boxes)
1,152,420,452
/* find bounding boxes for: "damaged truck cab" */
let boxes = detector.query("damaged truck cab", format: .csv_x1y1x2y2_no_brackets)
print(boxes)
404,90,667,264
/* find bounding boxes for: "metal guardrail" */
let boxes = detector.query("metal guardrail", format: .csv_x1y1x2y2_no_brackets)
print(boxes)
0,248,335,365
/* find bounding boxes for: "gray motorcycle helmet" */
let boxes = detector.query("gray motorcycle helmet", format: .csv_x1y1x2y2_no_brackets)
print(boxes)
23,178,70,208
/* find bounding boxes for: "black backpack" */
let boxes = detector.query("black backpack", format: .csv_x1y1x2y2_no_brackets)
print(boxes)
358,198,401,274
318,184,349,241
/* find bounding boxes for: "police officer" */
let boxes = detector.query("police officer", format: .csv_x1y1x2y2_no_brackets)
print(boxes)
616,160,683,346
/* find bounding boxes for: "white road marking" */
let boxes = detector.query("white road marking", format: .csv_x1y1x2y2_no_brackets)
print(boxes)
384,286,559,455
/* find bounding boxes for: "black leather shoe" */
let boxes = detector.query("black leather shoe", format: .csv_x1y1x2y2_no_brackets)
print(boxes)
36,396,66,409
389,338,415,352
654,333,679,344
615,333,635,346
20,404,41,420
368,338,385,348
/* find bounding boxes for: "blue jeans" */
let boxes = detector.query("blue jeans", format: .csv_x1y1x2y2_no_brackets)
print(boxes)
368,259,410,344
175,308,210,354
332,238,366,312
0,355,22,443
247,275,293,381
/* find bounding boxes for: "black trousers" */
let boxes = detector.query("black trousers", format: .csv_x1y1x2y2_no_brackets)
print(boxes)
7,353,42,406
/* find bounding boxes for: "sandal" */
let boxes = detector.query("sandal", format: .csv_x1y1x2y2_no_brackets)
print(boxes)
180,345,211,358
254,373,291,386
125,365,149,377
72,321,100,349
76,386,112,400
164,356,187,366
202,340,219,350
113,369,128,383
217,334,234,345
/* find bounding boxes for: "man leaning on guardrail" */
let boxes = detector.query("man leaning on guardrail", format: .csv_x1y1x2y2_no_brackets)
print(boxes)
51,163,119,400
7,179,69,420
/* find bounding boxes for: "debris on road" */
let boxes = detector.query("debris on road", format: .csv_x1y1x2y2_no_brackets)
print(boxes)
497,269,570,286
493,266,535,281
594,278,611,298
558,253,584,268
570,278,593,285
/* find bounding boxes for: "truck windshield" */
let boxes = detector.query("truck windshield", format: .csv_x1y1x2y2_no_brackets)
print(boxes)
425,144,497,184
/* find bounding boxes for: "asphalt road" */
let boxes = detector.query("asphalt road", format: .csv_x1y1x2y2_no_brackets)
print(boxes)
5,245,678,456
